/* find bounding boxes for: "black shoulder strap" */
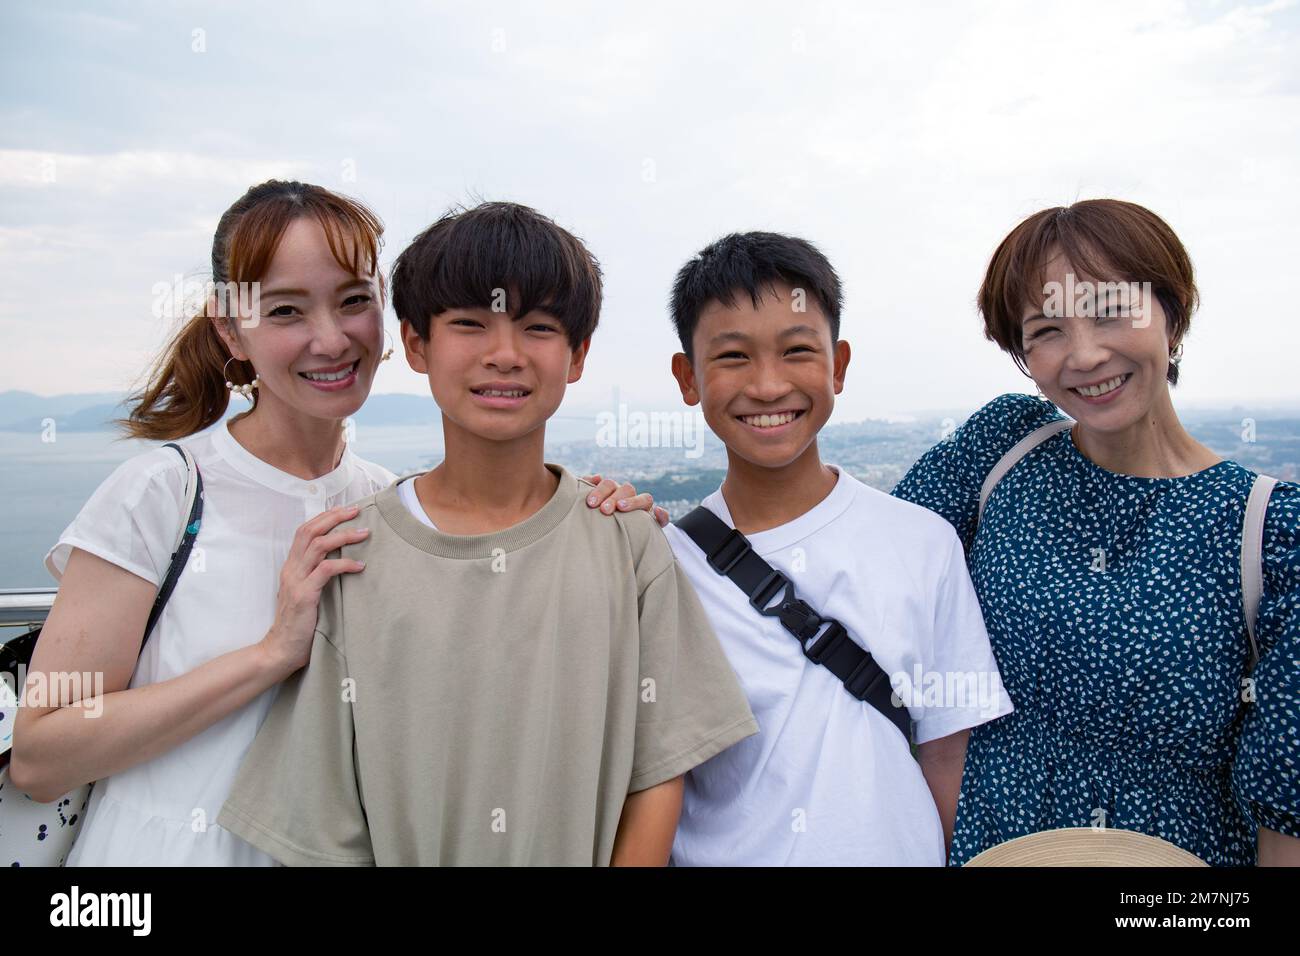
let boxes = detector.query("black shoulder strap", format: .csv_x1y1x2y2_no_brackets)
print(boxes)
675,506,912,744
142,443,204,643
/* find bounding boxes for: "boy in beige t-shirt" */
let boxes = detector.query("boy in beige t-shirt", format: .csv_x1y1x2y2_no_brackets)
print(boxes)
218,202,756,865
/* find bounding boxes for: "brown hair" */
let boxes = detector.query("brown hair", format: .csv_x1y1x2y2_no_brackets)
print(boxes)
977,199,1198,385
118,180,385,440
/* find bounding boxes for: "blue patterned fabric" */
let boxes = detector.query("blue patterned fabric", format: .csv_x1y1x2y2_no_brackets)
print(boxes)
893,393,1300,866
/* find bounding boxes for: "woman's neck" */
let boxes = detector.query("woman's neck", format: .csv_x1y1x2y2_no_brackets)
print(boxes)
1070,389,1221,478
227,400,347,480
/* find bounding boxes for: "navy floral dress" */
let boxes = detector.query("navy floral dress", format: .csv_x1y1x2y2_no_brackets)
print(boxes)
893,393,1299,866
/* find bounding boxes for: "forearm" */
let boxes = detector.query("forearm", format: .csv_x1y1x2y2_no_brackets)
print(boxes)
12,639,292,802
1258,826,1300,866
610,775,684,866
922,763,961,854
917,729,969,860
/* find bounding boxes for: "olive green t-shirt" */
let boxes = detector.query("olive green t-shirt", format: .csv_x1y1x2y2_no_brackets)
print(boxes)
217,463,757,866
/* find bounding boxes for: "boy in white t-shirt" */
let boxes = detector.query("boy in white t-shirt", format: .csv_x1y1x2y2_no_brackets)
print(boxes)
663,232,1013,865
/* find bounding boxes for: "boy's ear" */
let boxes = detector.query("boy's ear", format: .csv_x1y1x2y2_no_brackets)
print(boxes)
670,352,700,406
566,335,592,384
401,318,429,374
832,339,851,395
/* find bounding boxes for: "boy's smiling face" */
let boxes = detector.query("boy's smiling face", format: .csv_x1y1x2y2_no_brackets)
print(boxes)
401,305,590,443
672,281,849,470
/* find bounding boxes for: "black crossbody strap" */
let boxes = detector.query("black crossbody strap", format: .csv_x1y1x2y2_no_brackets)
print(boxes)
675,506,912,744
142,443,204,642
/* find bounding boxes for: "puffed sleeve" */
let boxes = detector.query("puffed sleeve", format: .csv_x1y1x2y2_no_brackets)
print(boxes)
892,393,1064,552
43,446,188,586
1232,480,1300,840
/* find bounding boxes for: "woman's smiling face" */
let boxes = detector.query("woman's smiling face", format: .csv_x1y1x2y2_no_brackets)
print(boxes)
1021,249,1178,433
215,216,384,421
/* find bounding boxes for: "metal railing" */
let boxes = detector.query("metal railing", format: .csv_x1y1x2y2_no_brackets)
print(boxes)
0,588,56,628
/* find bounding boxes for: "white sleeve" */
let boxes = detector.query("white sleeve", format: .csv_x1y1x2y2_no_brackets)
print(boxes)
43,446,188,587
911,529,1014,745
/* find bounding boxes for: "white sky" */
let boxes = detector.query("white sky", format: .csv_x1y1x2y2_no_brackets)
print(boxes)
2,0,1298,420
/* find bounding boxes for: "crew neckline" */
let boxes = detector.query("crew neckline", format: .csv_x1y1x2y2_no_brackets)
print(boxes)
702,463,856,553
1060,423,1234,484
397,476,439,530
211,417,356,498
375,462,583,559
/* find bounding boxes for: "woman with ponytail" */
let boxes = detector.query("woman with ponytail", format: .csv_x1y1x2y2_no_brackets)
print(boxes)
9,180,660,865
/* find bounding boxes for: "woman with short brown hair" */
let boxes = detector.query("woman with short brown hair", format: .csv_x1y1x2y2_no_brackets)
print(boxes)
893,199,1299,866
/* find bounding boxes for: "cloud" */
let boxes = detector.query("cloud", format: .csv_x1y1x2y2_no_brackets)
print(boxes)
2,0,1298,415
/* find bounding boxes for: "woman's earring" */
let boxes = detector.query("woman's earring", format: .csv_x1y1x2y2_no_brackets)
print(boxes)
1170,342,1184,363
380,329,395,362
223,356,259,401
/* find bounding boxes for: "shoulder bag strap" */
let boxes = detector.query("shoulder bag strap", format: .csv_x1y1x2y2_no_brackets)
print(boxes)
977,418,1073,523
1242,474,1277,673
675,506,912,745
142,443,204,644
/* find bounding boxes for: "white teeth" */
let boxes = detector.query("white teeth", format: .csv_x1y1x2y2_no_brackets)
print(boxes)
1073,375,1126,398
303,363,355,382
476,389,527,398
740,411,799,428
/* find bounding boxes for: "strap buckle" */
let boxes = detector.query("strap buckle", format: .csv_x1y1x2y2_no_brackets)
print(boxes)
750,571,825,644
844,651,889,701
804,619,850,663
707,528,751,575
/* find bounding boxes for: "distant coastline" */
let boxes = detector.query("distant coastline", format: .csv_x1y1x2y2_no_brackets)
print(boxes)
3,392,1296,589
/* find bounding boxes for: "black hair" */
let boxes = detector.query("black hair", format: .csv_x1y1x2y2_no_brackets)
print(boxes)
670,231,843,362
391,201,602,346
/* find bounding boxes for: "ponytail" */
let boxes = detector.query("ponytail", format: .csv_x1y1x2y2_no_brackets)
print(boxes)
115,308,253,441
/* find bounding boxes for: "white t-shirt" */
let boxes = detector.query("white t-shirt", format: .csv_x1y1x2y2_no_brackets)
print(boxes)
664,464,1012,866
44,418,395,866
396,475,439,529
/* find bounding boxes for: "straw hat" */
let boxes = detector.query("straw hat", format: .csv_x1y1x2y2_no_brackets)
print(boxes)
964,827,1207,867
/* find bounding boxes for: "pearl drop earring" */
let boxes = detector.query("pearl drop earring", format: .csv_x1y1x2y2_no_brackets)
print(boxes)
222,356,259,401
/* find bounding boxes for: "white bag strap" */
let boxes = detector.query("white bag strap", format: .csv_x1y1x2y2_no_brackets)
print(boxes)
1242,474,1278,671
977,419,1074,522
979,420,1275,671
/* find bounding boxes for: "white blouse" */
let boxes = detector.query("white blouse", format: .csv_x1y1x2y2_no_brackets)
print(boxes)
44,418,396,866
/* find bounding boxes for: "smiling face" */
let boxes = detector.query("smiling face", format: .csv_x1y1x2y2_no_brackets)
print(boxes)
213,216,384,422
672,281,848,470
401,304,589,444
1021,249,1177,432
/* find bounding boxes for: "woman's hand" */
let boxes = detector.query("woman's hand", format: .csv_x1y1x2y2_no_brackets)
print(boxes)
259,504,370,676
582,474,670,527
